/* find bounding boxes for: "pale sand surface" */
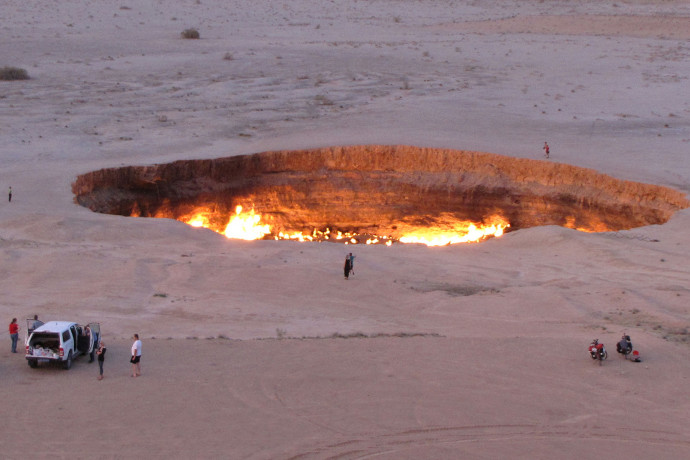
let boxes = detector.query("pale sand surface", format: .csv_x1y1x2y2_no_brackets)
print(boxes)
1,0,690,458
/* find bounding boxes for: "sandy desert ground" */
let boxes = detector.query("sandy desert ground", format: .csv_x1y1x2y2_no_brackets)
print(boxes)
1,0,690,458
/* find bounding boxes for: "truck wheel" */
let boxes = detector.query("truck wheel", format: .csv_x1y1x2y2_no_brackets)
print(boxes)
28,360,38,368
63,351,73,370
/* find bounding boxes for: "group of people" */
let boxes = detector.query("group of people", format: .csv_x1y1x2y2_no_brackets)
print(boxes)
10,315,44,352
83,332,141,380
86,331,141,379
8,317,142,380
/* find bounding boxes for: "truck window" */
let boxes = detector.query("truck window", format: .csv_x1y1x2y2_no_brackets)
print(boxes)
62,330,70,342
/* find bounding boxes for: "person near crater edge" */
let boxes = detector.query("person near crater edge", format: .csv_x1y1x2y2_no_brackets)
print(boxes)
344,255,352,280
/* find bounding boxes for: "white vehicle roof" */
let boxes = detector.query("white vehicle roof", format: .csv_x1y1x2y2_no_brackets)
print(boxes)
33,321,78,333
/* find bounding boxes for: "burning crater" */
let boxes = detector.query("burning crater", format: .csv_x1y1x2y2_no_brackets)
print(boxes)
72,145,689,246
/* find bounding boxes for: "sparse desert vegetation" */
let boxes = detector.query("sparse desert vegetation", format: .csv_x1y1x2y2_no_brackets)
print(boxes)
0,66,29,81
181,28,200,39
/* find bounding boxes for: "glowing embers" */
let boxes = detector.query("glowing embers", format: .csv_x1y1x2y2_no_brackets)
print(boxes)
182,206,509,246
562,216,610,233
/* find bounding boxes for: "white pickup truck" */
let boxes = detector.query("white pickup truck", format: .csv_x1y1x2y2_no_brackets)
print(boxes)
25,320,100,370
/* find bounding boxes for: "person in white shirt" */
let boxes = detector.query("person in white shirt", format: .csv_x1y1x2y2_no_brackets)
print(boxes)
131,333,142,377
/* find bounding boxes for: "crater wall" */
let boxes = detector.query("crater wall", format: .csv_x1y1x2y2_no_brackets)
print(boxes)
72,145,689,238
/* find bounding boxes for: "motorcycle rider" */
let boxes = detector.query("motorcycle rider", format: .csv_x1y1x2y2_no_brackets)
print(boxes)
616,333,633,358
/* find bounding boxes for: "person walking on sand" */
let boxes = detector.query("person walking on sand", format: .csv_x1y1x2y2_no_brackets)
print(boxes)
96,340,107,380
8,186,12,202
9,318,19,353
348,252,356,276
543,141,550,159
344,255,352,280
130,334,142,377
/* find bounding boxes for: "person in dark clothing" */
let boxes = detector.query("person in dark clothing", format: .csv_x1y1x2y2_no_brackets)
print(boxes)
344,256,352,280
85,325,95,362
29,314,43,335
96,340,107,380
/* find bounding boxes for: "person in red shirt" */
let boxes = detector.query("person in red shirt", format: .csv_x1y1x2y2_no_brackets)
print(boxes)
9,318,19,353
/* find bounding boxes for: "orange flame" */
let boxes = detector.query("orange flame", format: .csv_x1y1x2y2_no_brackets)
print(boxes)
223,205,271,240
187,215,209,228
182,206,509,246
398,217,509,246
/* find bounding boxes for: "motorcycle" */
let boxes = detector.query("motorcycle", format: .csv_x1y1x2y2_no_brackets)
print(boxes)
588,339,607,364
616,333,633,359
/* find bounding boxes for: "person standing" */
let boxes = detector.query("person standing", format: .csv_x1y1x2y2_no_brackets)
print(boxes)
92,328,99,361
343,255,352,280
348,253,356,276
8,186,12,202
29,314,43,334
9,318,19,353
131,334,142,377
84,325,94,362
543,141,550,159
96,340,107,380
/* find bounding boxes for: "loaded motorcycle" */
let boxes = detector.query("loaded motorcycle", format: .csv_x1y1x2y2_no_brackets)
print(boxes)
588,338,607,364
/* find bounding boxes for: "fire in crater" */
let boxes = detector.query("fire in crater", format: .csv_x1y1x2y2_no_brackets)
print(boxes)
72,145,689,246
181,205,508,245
